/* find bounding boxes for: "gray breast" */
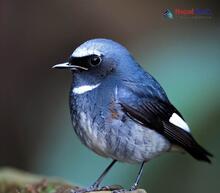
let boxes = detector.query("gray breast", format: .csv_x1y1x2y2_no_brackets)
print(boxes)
69,83,171,163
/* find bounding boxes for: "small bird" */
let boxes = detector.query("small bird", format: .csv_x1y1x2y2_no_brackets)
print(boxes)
53,38,212,192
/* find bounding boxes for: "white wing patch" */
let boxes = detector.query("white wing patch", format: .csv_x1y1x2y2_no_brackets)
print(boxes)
169,113,190,132
72,83,100,94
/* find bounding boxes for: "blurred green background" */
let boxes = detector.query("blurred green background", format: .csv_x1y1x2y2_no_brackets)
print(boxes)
0,1,219,193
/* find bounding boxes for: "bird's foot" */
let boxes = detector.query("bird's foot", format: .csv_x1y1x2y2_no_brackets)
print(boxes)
70,184,123,193
129,184,138,191
112,185,139,193
112,189,127,193
69,186,98,193
69,187,88,193
99,184,124,191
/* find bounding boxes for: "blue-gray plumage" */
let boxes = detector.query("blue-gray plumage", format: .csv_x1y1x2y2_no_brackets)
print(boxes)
53,38,212,192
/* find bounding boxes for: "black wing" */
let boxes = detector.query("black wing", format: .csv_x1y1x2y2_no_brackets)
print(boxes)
120,98,213,163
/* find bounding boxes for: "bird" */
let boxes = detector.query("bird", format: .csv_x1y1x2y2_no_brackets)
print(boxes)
53,38,213,192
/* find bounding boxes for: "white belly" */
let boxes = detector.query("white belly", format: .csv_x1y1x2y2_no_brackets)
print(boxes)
75,111,171,163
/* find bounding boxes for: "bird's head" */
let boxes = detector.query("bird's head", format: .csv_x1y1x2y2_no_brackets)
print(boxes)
53,39,137,81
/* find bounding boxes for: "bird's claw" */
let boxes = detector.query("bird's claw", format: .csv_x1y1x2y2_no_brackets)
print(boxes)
112,189,127,193
99,184,124,191
129,184,138,191
70,184,124,193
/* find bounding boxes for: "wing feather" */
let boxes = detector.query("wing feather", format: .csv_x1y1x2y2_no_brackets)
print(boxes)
120,99,213,163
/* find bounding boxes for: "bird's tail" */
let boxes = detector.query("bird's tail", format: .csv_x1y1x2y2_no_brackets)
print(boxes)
162,121,213,163
185,141,213,163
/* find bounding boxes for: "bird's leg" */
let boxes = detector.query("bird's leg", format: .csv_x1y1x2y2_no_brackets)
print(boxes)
130,162,145,191
112,162,145,193
88,160,117,191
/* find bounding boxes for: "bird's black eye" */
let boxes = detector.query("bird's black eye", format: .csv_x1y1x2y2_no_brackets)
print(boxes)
89,55,102,66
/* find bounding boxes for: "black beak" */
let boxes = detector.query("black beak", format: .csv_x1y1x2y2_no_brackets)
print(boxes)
52,62,88,71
